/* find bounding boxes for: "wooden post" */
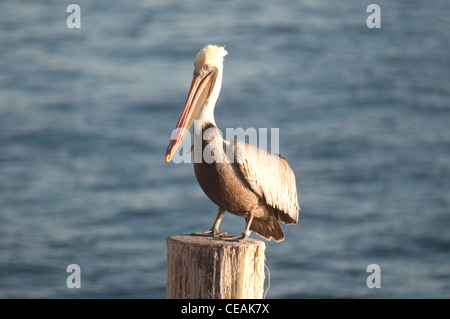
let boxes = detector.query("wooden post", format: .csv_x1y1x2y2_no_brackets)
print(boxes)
166,235,266,299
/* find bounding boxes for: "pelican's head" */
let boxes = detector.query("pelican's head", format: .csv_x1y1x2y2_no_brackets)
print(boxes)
194,44,228,74
165,45,228,162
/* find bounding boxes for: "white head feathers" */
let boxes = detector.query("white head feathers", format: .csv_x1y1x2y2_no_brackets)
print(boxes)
195,44,228,68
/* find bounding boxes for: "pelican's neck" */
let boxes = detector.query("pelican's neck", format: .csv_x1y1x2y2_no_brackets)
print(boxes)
194,66,223,136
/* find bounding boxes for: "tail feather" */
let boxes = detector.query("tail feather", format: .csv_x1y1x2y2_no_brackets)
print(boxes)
249,214,285,242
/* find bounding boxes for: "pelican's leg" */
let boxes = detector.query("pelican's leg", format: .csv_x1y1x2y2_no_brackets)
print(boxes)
191,208,227,237
221,210,254,241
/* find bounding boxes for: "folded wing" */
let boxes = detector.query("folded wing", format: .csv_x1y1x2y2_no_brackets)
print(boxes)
231,139,300,224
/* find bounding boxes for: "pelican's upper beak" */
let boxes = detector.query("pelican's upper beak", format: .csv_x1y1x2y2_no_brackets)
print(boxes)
165,67,217,162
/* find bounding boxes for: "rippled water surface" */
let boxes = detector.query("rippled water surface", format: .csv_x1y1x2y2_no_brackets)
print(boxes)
1,0,449,298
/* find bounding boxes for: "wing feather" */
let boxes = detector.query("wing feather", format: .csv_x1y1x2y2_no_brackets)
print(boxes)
232,139,299,224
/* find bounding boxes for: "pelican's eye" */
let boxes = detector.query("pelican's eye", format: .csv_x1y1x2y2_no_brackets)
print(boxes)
203,64,210,71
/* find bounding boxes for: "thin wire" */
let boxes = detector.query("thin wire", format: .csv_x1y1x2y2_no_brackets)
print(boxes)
264,263,270,299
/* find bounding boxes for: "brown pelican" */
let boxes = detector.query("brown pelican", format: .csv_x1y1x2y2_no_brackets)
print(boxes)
165,45,299,241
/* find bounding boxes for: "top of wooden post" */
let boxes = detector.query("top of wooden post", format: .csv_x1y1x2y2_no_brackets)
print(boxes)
166,234,266,248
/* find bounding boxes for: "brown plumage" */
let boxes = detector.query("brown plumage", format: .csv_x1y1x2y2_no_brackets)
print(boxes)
193,123,298,241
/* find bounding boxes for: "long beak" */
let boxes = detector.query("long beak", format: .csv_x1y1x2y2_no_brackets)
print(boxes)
165,70,215,162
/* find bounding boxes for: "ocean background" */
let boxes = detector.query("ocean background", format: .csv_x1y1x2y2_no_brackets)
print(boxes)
1,0,449,298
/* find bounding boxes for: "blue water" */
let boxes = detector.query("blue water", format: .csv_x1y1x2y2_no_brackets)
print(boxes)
1,0,449,298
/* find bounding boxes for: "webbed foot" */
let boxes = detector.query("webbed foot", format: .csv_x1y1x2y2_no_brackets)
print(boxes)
191,230,228,238
219,231,250,241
